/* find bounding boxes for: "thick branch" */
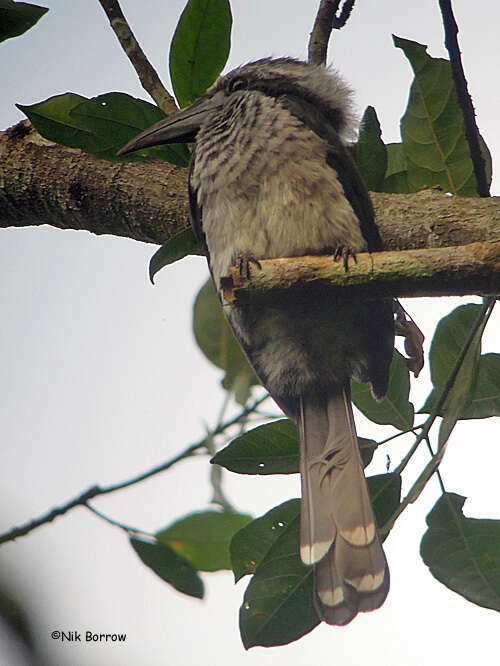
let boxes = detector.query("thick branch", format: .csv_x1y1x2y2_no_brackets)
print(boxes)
97,0,176,114
221,241,500,304
1,122,499,250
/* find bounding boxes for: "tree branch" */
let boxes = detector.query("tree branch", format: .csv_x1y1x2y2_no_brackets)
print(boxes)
308,1,357,66
438,0,490,197
2,122,499,252
97,0,177,114
0,394,269,546
221,241,499,304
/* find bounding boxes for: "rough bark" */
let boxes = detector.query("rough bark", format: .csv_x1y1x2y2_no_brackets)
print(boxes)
221,240,500,303
1,121,499,252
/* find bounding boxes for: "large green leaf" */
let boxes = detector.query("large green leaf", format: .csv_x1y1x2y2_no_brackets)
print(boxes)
351,351,414,431
156,511,252,572
169,0,232,108
0,0,47,43
212,418,378,475
192,279,259,400
235,473,396,648
237,502,319,648
231,499,300,582
422,352,500,420
394,35,489,196
461,353,500,418
17,93,190,165
212,419,298,475
130,536,204,598
149,228,201,283
420,493,500,612
351,106,387,191
419,304,484,431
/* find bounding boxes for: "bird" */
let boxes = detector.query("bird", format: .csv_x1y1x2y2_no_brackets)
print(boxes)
119,57,395,625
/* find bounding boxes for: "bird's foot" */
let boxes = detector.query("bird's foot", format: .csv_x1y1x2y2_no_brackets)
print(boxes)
233,252,262,279
333,245,357,272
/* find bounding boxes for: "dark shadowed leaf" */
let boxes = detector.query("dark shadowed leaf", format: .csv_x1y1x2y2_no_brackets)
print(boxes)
461,353,500,418
149,228,201,283
157,511,252,572
419,304,484,436
212,418,378,474
169,0,232,108
212,419,298,475
394,35,491,196
422,353,500,420
420,493,500,612
192,279,259,399
130,536,204,598
0,0,47,43
17,92,190,165
237,501,319,648
381,142,409,193
231,499,300,582
351,351,414,430
351,106,387,191
368,473,401,530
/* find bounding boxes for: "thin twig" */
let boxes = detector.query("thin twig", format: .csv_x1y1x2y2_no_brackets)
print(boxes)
438,0,490,197
424,436,446,494
208,391,234,511
97,0,177,114
85,503,153,536
0,394,269,546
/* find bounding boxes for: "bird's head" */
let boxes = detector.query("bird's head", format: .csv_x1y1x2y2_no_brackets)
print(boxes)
117,57,356,157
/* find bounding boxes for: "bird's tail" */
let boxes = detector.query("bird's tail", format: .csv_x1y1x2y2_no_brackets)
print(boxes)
297,387,389,625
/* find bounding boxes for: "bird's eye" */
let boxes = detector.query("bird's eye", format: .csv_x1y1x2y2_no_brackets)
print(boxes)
229,77,247,93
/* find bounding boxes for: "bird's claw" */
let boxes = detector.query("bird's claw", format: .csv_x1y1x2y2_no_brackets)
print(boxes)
333,245,357,272
234,253,262,279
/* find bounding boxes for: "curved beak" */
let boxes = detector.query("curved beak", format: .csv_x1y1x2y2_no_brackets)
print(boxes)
117,91,224,156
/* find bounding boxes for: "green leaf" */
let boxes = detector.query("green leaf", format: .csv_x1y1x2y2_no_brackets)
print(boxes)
17,93,190,166
230,499,300,582
368,473,401,530
234,475,399,647
394,35,490,196
420,493,500,612
169,0,232,108
351,351,414,430
381,142,409,193
422,353,500,420
461,353,500,418
212,419,378,475
419,304,484,434
212,419,299,475
192,279,259,398
237,502,319,648
149,228,201,283
157,511,252,572
0,0,47,43
130,536,204,598
351,106,387,191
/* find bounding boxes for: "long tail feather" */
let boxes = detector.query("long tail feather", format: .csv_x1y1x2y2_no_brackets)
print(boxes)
298,386,389,625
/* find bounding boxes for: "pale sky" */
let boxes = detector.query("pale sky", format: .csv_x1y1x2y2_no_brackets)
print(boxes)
1,1,499,665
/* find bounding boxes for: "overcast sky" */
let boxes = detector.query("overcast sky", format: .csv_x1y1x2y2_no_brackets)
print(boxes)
1,1,499,665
